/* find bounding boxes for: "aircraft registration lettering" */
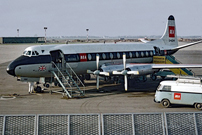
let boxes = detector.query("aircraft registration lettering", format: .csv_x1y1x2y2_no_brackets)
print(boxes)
79,53,87,62
169,26,175,38
174,93,181,100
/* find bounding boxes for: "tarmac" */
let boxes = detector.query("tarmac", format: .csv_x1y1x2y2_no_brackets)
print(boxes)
0,42,202,115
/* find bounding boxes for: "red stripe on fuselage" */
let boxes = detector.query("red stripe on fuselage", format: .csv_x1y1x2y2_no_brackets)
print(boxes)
79,53,87,62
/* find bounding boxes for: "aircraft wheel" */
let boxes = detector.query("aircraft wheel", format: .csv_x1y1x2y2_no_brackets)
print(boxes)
43,83,50,88
143,76,147,82
161,99,170,108
151,74,157,81
34,86,42,93
195,103,202,110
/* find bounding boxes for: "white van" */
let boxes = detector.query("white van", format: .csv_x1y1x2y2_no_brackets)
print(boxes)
154,76,202,110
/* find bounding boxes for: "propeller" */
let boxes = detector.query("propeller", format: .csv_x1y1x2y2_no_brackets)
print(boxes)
96,55,99,90
113,53,139,91
87,54,109,90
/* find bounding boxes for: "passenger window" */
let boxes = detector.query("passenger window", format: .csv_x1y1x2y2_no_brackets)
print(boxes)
110,53,113,59
91,53,96,61
162,85,171,91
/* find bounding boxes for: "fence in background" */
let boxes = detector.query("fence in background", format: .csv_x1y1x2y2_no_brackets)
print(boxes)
0,112,202,135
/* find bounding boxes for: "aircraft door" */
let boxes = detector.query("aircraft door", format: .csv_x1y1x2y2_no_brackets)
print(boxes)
50,50,66,69
153,46,161,56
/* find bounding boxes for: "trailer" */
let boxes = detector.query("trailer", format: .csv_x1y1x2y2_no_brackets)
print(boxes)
154,76,202,110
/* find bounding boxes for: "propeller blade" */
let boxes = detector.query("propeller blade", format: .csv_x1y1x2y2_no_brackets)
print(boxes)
96,75,99,89
124,75,128,91
96,54,99,70
123,53,126,70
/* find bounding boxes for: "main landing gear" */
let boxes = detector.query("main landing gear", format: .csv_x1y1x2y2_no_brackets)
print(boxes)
29,82,50,93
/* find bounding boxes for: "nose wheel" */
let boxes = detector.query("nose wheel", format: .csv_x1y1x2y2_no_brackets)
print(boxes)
34,86,42,93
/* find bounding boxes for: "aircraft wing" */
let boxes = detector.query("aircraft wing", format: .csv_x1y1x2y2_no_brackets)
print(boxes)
172,40,202,51
151,64,202,69
100,63,202,74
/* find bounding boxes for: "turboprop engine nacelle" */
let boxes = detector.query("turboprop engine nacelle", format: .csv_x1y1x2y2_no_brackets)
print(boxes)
126,65,159,76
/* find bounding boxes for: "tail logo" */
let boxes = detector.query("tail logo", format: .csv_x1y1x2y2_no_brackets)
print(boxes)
169,26,175,37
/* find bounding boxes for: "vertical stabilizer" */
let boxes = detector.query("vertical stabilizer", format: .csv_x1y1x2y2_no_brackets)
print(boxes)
160,15,178,47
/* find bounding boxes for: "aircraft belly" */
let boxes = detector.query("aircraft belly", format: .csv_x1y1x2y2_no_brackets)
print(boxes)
15,64,51,77
131,57,152,63
66,63,78,69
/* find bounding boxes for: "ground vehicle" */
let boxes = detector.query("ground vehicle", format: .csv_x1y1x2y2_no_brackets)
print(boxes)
154,76,202,110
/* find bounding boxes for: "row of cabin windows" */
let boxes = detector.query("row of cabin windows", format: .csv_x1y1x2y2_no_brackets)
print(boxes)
65,51,155,62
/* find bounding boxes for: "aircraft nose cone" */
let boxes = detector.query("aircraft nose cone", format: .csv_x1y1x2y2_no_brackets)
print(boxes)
7,61,16,76
6,66,15,76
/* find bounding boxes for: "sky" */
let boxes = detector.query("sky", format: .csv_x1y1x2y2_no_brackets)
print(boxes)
0,0,202,37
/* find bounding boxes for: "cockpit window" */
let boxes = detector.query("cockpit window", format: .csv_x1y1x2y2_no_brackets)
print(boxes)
27,51,31,56
35,51,39,55
23,51,27,55
32,51,36,55
23,50,39,56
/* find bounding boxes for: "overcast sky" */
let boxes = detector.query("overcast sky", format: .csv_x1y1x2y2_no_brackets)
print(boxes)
0,0,202,37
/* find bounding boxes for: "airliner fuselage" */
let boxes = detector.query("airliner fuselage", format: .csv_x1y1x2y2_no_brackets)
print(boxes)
7,42,175,78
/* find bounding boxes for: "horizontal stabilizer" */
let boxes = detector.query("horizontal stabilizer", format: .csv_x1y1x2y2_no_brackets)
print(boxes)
172,40,202,51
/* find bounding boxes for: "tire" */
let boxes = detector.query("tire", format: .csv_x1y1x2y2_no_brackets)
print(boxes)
195,103,202,110
143,76,147,82
34,86,42,93
151,75,157,81
45,83,50,88
161,99,170,108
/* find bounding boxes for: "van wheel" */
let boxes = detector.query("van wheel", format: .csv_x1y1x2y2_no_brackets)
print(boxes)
195,103,202,110
161,99,170,108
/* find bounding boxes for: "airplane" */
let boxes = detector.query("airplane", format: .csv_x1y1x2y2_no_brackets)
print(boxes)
7,15,202,93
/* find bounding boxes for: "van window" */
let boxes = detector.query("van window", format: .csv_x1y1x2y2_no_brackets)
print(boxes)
162,85,171,91
157,84,162,91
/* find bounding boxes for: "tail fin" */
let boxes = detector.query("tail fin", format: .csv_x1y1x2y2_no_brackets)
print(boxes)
160,15,178,47
150,15,178,47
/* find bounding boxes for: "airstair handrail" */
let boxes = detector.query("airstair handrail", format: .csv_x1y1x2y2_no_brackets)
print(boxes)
51,61,72,89
66,63,85,88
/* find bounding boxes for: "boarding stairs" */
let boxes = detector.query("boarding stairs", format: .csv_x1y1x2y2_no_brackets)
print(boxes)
153,55,195,77
50,62,85,98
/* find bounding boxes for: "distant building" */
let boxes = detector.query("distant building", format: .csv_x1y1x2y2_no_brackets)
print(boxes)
0,37,45,44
